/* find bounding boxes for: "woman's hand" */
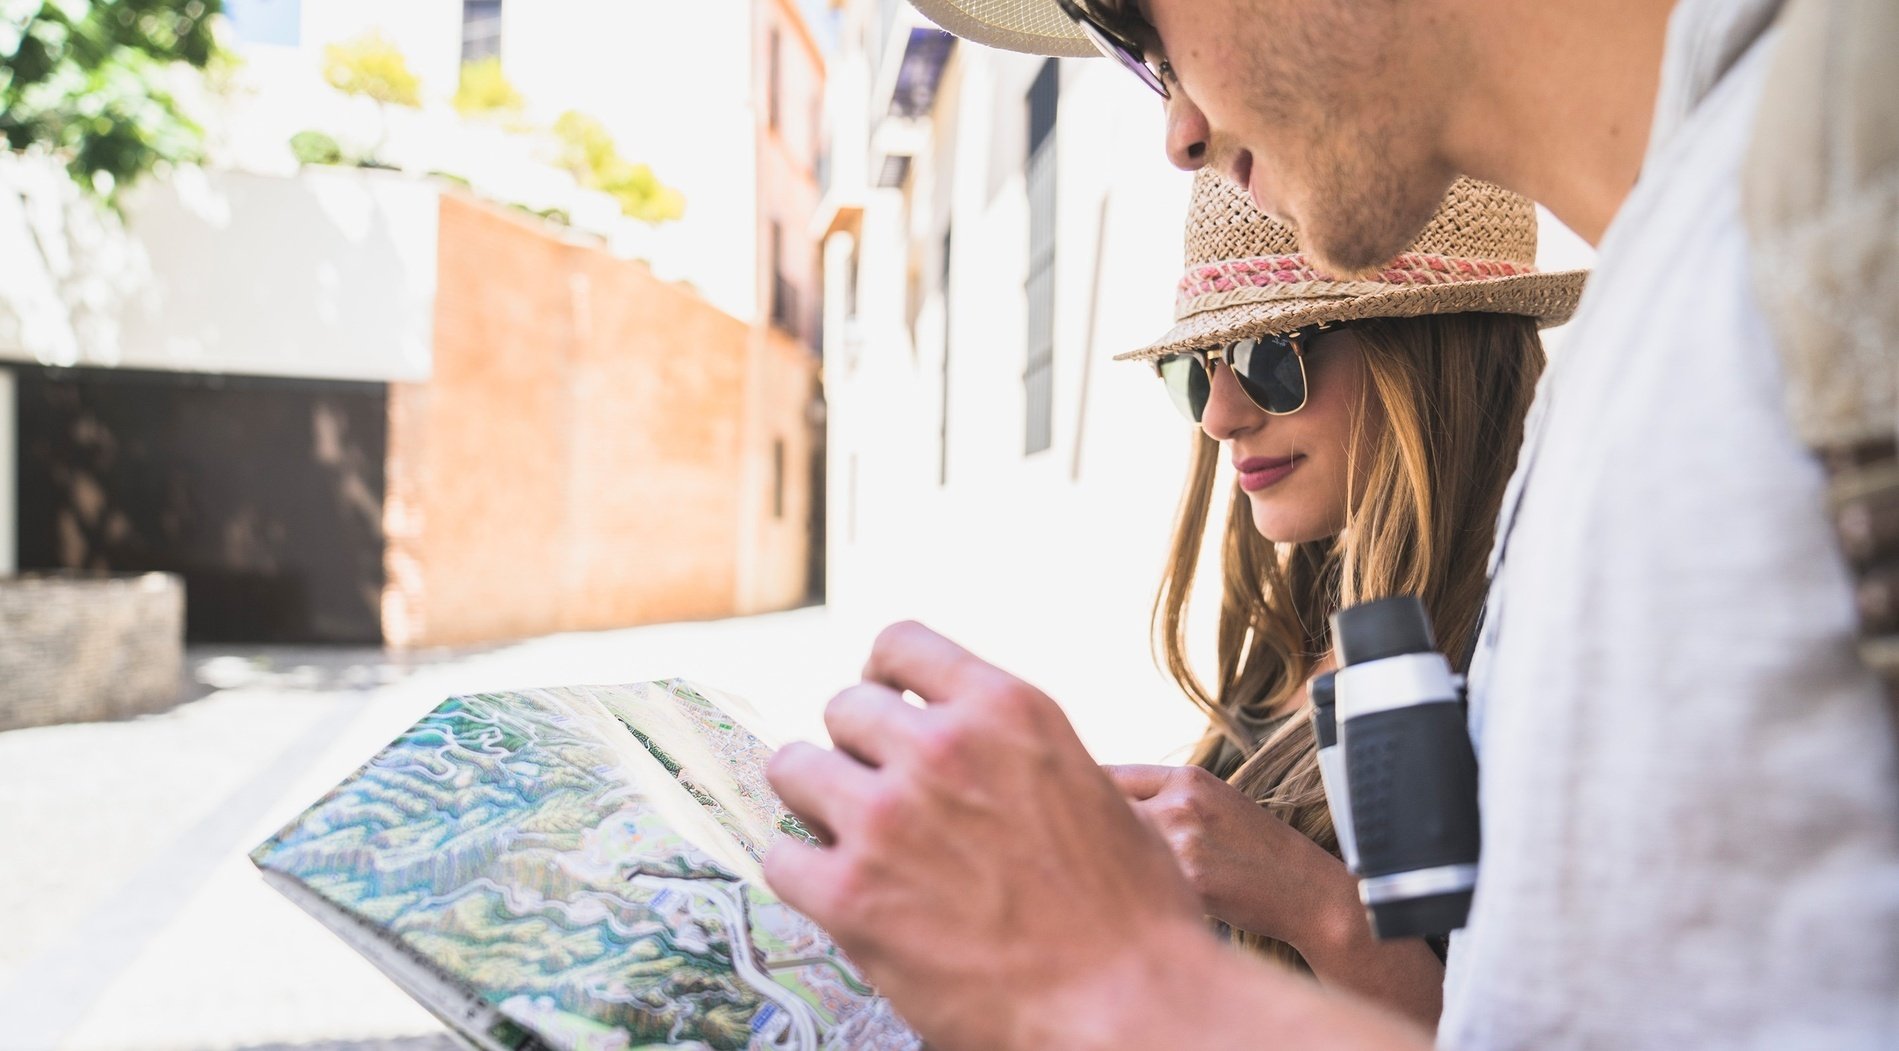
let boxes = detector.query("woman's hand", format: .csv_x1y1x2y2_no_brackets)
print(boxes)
1103,763,1355,952
1105,763,1444,1029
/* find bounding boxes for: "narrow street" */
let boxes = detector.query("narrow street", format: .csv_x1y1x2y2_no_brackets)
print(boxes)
0,608,861,1051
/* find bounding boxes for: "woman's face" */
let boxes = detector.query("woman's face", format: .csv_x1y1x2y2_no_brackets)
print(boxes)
1198,328,1383,543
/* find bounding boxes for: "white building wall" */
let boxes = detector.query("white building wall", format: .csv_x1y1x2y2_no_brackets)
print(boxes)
217,0,765,325
0,159,438,383
820,33,872,207
824,39,1210,765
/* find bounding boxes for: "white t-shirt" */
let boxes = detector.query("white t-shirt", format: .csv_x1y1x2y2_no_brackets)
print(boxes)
1440,5,1899,1048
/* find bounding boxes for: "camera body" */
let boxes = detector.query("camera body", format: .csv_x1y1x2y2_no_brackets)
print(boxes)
1328,595,1482,940
1307,673,1359,873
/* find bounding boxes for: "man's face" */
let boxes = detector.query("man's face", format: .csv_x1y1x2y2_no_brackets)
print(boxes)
1139,0,1459,276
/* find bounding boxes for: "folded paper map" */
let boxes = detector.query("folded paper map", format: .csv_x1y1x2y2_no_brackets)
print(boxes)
251,680,920,1051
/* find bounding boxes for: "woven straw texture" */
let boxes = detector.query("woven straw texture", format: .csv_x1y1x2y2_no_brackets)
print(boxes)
909,0,1095,57
1117,170,1588,361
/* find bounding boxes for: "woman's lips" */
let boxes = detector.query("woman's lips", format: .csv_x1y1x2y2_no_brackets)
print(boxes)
1237,455,1302,492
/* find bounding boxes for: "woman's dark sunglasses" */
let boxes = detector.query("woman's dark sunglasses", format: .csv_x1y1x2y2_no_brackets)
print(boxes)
1153,324,1339,423
1053,0,1169,98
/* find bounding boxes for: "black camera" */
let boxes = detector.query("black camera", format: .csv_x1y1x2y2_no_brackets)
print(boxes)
1328,595,1481,940
1306,672,1359,874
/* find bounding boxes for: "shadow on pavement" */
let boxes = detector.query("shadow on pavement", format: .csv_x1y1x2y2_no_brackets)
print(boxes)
186,642,496,696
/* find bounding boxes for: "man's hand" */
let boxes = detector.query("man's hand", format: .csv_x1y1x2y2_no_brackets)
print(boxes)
762,622,1210,1050
1106,764,1356,953
763,622,1434,1051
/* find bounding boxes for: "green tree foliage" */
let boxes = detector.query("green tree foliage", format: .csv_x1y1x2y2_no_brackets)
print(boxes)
321,30,419,108
322,30,419,162
1,0,224,201
288,128,341,166
452,56,521,117
552,110,684,225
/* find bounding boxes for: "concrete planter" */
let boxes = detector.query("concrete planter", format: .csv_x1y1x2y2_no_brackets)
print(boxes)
0,572,185,732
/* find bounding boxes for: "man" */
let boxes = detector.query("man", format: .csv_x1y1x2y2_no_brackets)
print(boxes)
765,1,1899,1047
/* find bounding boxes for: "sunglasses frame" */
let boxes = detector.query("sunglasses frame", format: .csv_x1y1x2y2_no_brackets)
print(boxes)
1052,0,1170,98
1152,322,1344,423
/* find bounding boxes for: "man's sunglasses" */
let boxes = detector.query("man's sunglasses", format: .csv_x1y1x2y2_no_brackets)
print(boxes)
1153,324,1342,423
1053,0,1169,98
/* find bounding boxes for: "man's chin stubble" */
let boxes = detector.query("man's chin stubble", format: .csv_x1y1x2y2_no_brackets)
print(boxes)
1301,178,1448,278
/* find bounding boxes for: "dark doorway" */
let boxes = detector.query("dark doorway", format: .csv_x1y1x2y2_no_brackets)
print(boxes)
16,367,388,644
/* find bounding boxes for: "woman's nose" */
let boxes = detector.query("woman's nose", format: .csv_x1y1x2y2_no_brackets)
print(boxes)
1199,360,1265,442
1165,91,1211,171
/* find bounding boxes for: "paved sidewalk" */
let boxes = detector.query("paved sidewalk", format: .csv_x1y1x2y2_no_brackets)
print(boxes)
0,607,864,1051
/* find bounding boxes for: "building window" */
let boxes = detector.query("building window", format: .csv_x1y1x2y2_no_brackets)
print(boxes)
462,0,502,63
812,247,825,352
768,28,783,132
225,0,301,46
772,438,787,519
939,227,953,486
812,95,825,175
844,240,861,321
770,221,798,337
1023,60,1059,456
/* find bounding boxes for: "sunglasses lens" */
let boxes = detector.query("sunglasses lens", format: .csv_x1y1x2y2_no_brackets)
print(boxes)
1158,354,1211,423
1228,337,1307,414
1070,10,1167,97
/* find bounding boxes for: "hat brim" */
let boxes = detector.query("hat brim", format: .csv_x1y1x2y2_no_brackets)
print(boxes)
909,0,1098,57
1114,269,1589,362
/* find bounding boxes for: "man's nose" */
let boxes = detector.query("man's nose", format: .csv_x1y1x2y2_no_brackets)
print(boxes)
1199,360,1263,442
1165,91,1211,171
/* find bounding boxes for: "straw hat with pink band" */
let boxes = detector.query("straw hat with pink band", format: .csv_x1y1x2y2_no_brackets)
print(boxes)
1121,170,1587,365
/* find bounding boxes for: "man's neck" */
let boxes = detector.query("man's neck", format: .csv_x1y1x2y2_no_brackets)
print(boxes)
1439,0,1676,246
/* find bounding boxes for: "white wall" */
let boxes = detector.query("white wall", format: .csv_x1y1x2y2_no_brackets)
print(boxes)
0,159,438,383
824,43,1210,765
217,0,763,324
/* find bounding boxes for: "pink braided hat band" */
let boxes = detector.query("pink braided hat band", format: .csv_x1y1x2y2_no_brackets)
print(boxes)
1176,252,1538,317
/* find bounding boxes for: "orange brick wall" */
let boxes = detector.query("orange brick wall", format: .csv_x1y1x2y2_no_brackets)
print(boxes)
740,326,821,613
385,193,814,648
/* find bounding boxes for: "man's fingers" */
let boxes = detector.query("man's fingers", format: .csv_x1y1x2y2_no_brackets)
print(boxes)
861,620,988,703
768,741,874,842
1102,763,1176,801
762,837,838,922
824,682,925,767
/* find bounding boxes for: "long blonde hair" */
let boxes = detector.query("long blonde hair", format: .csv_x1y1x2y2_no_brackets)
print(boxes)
1152,312,1545,968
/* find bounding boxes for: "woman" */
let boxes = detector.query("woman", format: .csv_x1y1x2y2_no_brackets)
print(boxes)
1108,171,1585,1027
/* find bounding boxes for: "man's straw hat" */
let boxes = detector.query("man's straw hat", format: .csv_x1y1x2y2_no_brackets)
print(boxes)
1118,171,1588,362
909,0,1095,57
